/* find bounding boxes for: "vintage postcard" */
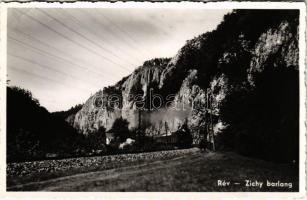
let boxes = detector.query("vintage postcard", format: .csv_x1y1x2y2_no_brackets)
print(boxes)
0,1,306,199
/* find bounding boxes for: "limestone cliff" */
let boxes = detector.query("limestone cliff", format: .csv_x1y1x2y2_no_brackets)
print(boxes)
71,9,299,155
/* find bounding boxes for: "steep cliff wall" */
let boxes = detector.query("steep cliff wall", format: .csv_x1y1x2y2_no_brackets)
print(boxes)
73,58,170,133
71,10,299,161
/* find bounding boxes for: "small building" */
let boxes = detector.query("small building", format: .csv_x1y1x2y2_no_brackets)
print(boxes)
154,132,179,145
105,132,115,145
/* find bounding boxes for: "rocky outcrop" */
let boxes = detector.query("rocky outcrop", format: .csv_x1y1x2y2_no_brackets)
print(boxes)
248,21,299,84
73,58,170,133
71,9,299,155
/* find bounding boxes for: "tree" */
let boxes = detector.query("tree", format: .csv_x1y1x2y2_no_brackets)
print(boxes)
52,104,83,120
110,117,130,143
7,86,82,162
176,120,193,148
220,66,299,163
87,126,106,150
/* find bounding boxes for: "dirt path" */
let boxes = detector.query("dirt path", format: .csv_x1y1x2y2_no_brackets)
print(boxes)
8,151,206,191
7,151,298,192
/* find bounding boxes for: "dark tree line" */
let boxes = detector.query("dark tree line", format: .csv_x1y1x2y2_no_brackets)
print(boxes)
7,86,193,162
220,66,299,163
7,86,83,162
52,104,83,120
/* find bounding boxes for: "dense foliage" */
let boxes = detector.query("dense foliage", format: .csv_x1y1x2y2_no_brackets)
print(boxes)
7,86,84,162
152,10,299,162
7,10,300,164
220,66,299,162
52,104,83,120
109,117,130,143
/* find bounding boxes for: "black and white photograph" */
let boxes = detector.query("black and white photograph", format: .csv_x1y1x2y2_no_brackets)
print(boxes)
0,2,306,195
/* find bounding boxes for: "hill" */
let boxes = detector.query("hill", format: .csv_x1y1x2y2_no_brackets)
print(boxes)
52,104,83,124
7,86,83,162
71,10,299,162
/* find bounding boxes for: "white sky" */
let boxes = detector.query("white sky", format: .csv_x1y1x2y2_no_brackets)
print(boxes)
7,8,230,112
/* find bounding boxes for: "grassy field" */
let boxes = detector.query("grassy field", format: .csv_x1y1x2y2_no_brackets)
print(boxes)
7,148,298,191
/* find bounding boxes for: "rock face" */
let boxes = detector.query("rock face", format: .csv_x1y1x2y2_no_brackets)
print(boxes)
73,58,171,133
71,10,299,154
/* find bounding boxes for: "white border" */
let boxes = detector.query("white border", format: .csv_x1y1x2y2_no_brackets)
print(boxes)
0,2,306,199
0,4,7,196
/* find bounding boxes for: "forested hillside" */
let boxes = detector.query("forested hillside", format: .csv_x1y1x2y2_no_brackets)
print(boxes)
7,87,83,162
72,10,299,162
